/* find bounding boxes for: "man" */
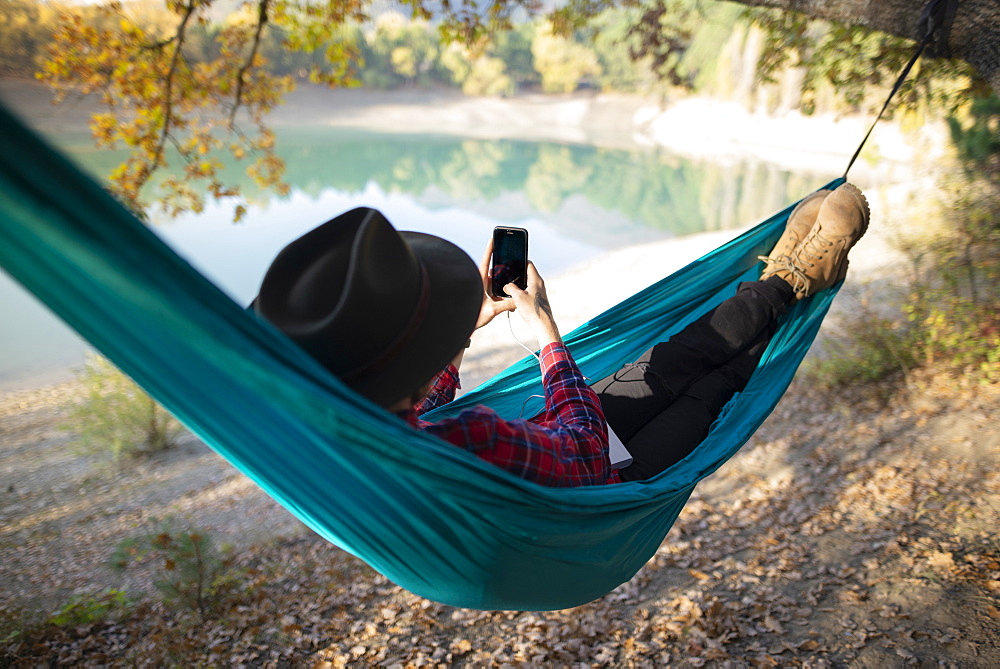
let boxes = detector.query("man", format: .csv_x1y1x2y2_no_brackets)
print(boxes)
253,183,869,487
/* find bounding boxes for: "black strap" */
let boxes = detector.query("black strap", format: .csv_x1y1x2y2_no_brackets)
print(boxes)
919,0,961,58
843,0,960,178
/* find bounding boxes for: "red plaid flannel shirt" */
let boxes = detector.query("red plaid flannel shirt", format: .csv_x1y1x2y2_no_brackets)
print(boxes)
401,343,621,487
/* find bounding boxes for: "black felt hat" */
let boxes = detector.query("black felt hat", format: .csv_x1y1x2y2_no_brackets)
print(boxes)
253,207,482,407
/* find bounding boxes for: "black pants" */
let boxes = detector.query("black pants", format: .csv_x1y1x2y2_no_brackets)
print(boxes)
592,276,795,481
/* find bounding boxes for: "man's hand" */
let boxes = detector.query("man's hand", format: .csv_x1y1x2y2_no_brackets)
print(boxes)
475,239,516,330
504,261,561,348
452,242,559,370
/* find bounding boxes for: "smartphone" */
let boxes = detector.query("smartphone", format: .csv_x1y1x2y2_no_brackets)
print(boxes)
490,226,529,298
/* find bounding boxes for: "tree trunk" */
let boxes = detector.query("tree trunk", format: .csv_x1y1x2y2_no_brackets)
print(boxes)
724,0,1000,94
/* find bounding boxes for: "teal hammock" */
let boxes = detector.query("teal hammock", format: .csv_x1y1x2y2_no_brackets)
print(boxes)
0,103,844,611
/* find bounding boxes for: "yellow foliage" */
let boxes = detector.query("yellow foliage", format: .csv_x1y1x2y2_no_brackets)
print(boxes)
531,23,601,94
36,0,351,220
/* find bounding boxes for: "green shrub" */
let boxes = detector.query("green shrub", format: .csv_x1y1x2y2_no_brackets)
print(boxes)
806,312,917,390
905,295,1000,381
111,517,240,618
48,589,130,627
66,354,183,460
901,227,1000,381
906,173,1000,379
948,93,1000,171
804,175,1000,390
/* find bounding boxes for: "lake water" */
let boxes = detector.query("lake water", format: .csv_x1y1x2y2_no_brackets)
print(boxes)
1,124,831,393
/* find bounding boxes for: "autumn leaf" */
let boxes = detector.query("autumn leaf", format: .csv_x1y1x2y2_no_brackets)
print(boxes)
763,615,785,634
927,550,956,571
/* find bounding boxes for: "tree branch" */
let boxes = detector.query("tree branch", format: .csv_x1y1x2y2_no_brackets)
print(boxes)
145,0,199,193
229,0,271,128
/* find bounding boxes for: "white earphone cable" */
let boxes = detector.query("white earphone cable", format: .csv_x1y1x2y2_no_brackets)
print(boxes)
508,311,540,362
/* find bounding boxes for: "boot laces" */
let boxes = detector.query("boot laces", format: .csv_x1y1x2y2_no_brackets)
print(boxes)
797,230,832,266
757,255,811,296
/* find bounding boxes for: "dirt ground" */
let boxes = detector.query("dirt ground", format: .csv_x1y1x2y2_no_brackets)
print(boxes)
1,360,998,666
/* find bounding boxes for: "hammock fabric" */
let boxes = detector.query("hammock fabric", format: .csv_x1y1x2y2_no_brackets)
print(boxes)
0,103,844,611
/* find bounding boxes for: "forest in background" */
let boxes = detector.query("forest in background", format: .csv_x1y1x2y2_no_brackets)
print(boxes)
1,0,990,117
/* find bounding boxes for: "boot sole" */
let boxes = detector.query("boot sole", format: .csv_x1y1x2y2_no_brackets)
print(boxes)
838,182,871,244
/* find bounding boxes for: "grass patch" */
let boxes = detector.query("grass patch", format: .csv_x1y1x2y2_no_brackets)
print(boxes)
63,354,184,461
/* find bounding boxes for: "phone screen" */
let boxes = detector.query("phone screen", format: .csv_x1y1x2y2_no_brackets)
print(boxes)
491,227,528,298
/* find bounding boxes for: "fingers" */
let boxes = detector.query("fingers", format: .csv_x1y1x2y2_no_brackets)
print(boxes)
474,292,515,329
479,239,495,295
505,262,561,347
494,298,516,315
522,262,546,300
525,261,543,287
503,282,525,300
505,261,542,300
479,239,493,281
484,292,515,314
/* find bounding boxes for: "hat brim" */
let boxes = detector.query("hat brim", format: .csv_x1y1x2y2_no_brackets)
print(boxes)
349,231,483,407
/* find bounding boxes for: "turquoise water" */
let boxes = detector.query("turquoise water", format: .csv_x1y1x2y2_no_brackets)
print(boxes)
1,126,827,392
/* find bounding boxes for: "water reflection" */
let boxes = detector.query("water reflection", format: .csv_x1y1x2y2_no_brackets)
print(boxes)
271,130,818,241
61,127,820,242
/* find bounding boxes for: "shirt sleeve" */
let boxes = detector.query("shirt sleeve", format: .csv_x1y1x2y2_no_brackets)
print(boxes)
536,342,608,456
417,343,612,487
413,364,460,416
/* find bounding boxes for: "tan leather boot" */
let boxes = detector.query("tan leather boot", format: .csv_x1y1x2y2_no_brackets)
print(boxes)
759,189,831,283
790,183,870,299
